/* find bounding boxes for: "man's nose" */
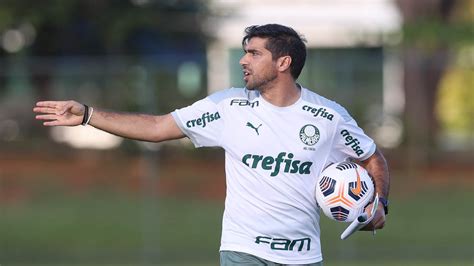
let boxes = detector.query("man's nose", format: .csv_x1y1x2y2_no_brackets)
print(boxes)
239,54,248,66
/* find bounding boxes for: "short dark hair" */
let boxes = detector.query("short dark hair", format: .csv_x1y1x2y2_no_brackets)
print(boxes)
242,24,307,80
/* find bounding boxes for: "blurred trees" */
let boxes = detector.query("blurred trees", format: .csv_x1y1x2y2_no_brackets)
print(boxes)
0,0,212,143
0,0,472,156
0,0,210,55
437,63,474,146
0,0,211,99
395,0,473,163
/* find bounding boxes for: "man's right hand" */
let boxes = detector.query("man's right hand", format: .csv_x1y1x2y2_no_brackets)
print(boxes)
34,100,86,126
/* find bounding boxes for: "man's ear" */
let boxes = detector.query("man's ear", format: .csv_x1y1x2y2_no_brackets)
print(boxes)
277,56,292,72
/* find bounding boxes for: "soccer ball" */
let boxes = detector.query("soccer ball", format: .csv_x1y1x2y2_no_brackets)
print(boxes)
315,162,375,222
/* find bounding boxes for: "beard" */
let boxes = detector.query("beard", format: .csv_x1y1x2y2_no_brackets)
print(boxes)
245,69,278,91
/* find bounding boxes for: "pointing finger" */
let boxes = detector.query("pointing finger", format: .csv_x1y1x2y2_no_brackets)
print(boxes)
43,120,62,126
33,107,57,114
36,101,60,108
36,114,58,121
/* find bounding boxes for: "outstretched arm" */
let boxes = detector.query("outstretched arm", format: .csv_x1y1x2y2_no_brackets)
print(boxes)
34,100,185,142
359,148,390,231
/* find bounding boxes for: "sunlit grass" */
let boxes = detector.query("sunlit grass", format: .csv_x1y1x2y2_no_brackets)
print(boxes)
0,179,472,265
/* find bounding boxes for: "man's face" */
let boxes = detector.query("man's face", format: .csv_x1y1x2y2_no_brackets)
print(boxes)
239,37,278,90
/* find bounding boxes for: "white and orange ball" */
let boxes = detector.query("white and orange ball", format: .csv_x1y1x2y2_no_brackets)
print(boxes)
315,162,375,222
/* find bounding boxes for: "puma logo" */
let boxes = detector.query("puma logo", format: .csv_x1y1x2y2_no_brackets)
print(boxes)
350,168,362,196
246,122,262,135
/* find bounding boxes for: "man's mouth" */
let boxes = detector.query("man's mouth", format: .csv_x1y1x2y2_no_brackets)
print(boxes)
243,70,250,81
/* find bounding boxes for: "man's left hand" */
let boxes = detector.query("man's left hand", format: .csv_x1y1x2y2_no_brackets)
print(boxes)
360,202,386,231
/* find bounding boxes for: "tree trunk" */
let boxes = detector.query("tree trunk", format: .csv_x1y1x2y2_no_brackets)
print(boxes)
396,0,455,166
402,47,449,165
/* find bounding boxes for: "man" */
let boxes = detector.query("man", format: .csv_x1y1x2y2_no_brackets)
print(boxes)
34,24,389,265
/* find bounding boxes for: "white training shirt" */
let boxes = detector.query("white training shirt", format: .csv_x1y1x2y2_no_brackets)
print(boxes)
172,87,376,264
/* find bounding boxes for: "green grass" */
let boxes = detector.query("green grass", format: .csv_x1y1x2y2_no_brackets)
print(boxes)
319,185,473,265
0,184,472,265
0,194,223,265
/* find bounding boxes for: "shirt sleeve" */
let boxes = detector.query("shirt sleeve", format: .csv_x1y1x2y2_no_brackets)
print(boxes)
329,110,376,162
171,97,223,148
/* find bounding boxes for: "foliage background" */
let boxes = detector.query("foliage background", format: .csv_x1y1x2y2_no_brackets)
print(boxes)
0,0,472,265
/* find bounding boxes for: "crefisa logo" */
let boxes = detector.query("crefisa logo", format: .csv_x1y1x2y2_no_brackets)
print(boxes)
186,111,221,128
299,124,320,146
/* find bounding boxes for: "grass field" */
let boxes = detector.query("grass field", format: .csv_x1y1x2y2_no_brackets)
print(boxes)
0,171,472,265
